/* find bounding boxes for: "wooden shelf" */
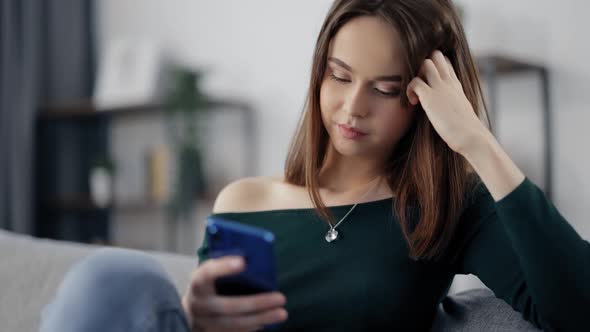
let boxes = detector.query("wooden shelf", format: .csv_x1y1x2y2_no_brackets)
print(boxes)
475,54,546,74
41,195,109,212
41,193,216,214
35,96,256,246
37,98,253,120
38,102,164,120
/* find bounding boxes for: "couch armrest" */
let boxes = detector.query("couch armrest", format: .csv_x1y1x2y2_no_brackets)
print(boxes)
0,230,196,332
431,288,542,331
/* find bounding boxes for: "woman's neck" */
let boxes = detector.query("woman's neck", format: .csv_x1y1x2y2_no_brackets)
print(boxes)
319,144,387,193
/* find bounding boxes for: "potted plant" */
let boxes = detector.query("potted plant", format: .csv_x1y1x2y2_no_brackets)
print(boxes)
164,68,209,222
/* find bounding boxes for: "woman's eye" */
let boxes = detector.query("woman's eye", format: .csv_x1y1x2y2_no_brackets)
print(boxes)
374,88,401,98
329,73,400,97
329,73,350,83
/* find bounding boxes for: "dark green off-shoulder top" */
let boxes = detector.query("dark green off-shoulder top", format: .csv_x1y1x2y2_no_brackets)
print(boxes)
198,179,589,331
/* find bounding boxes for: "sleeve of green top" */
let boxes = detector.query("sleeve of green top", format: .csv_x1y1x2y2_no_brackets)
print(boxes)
455,177,590,331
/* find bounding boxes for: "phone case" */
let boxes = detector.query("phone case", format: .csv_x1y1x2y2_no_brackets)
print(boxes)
206,217,278,295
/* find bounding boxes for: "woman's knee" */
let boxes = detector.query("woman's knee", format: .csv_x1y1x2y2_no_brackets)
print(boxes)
41,248,187,331
70,248,167,285
57,248,179,307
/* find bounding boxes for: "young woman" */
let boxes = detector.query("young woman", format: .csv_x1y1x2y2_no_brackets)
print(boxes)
41,0,589,331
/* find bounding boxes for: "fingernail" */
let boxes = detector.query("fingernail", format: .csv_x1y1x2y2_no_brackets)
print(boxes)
230,258,243,268
278,309,288,320
275,294,287,305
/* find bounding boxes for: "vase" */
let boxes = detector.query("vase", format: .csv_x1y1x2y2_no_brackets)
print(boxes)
90,167,113,208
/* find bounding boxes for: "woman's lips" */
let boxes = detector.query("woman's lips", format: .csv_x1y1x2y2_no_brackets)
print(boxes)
338,124,367,140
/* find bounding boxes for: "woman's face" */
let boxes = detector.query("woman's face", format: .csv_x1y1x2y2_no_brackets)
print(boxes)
320,15,414,161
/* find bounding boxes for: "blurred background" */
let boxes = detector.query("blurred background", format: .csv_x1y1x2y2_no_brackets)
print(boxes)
1,0,589,291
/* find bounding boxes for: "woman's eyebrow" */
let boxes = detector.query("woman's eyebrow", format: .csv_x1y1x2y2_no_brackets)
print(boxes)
328,56,353,71
328,56,402,82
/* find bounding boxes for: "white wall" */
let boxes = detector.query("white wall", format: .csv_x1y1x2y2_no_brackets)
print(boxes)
460,0,590,237
96,0,334,178
96,0,590,288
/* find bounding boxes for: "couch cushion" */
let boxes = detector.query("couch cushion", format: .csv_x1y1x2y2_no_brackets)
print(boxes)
0,230,196,332
1,230,544,332
431,288,542,331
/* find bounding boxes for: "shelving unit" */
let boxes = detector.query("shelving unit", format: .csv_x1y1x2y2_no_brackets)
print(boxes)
34,99,255,246
475,54,552,200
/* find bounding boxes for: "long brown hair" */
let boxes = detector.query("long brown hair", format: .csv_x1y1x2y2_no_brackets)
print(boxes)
285,0,489,261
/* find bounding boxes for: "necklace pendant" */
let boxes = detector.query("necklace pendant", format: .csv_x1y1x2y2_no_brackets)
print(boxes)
325,229,339,242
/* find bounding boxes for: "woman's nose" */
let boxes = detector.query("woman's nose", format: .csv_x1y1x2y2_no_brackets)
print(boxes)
344,86,369,118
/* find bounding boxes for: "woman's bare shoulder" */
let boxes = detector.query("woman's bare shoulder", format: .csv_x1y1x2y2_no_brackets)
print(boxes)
212,175,304,213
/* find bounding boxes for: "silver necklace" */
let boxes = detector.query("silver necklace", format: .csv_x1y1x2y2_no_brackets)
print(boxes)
324,177,381,243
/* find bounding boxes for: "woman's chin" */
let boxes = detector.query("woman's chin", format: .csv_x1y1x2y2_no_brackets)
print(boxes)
332,140,370,157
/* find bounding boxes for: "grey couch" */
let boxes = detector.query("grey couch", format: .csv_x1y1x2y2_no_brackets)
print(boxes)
0,230,541,331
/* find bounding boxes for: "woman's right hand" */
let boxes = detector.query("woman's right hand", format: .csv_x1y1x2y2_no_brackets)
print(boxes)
181,256,288,332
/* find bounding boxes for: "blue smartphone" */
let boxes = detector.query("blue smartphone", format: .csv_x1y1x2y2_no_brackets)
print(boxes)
205,217,278,296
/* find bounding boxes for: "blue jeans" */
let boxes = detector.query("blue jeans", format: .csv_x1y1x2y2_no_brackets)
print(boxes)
39,248,191,332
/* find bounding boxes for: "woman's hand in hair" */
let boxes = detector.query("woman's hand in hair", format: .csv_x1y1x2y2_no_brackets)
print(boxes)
406,50,492,156
407,50,525,200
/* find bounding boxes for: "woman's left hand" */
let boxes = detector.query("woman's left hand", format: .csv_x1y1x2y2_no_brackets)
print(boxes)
406,50,491,156
407,50,526,200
